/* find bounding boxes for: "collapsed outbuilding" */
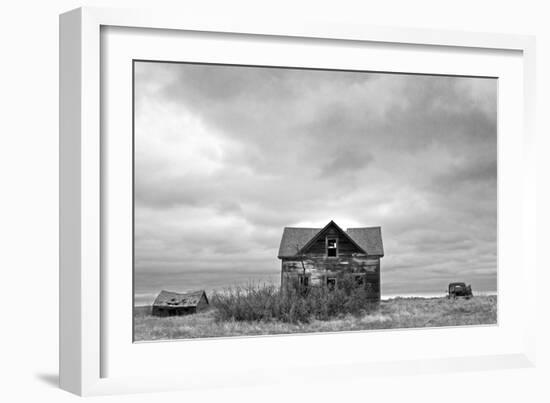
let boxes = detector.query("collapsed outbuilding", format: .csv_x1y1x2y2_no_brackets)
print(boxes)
151,290,209,317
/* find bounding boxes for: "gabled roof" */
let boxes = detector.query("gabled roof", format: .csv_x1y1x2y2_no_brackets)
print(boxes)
277,227,321,258
152,290,208,308
346,226,384,256
277,221,384,258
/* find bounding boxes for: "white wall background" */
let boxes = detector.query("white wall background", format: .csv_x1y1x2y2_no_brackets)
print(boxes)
0,0,548,402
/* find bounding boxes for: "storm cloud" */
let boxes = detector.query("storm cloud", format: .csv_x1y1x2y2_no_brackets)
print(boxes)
134,61,497,302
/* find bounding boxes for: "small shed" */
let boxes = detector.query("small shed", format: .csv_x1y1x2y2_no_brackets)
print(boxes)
151,290,209,317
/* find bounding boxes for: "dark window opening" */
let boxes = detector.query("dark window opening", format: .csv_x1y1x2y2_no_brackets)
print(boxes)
327,238,337,257
298,274,310,288
326,277,337,291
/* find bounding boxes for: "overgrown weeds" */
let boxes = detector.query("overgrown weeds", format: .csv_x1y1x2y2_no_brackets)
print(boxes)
210,277,378,324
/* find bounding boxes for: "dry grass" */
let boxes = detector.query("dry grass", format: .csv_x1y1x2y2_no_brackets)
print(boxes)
133,295,497,341
210,281,378,324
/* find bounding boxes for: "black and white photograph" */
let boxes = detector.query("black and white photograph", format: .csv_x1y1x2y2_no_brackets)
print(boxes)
2,0,546,400
132,61,497,341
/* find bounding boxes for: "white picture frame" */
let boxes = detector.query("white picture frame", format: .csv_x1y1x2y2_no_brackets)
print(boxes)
59,6,537,396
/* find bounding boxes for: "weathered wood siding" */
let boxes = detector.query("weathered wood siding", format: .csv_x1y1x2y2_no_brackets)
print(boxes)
281,255,381,300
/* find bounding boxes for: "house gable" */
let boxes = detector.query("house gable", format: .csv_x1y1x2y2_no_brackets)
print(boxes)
278,221,384,259
298,221,366,257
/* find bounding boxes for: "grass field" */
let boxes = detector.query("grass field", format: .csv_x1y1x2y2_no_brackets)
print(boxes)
133,295,497,341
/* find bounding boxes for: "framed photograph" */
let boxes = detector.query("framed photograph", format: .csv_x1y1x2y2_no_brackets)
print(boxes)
60,7,537,396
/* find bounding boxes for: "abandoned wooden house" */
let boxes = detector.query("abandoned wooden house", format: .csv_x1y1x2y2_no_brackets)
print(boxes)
277,220,384,301
151,290,209,317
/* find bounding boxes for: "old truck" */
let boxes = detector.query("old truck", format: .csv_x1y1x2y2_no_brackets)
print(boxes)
447,282,473,299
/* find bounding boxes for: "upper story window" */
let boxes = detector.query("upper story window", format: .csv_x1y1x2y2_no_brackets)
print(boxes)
327,238,337,257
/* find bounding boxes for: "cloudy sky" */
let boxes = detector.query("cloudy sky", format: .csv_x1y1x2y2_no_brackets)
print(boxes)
133,61,497,302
